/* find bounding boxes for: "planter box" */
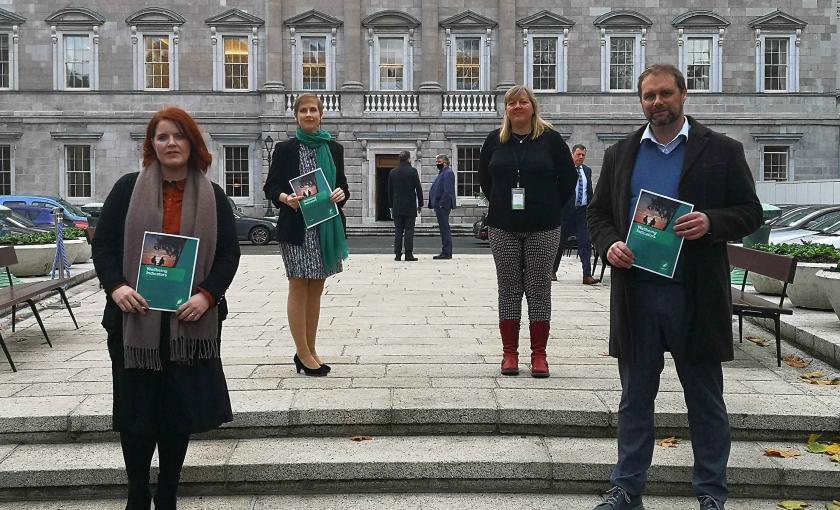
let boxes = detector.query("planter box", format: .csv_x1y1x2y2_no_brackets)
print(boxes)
7,240,83,277
816,270,840,320
74,239,92,263
750,273,785,296
786,262,834,310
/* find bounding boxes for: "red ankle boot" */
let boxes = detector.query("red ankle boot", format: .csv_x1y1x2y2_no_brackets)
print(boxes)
500,320,520,375
529,321,550,378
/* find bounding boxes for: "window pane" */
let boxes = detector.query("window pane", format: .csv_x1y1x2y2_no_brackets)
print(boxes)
302,36,327,90
456,38,481,91
0,34,8,89
144,35,170,89
0,145,10,195
532,37,557,91
609,37,634,90
764,38,788,91
64,35,91,89
457,146,481,198
224,146,250,198
65,145,91,198
686,37,712,91
224,36,249,90
762,146,789,181
378,38,404,91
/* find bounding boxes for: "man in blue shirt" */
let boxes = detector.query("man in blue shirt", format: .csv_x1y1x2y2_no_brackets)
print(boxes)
553,144,597,284
428,154,456,259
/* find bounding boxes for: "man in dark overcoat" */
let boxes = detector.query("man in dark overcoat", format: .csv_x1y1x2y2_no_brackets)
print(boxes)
387,150,423,261
587,64,763,510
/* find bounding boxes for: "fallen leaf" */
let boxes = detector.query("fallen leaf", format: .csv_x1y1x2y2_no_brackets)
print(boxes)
807,378,840,386
657,436,680,448
747,336,770,347
599,351,610,357
783,355,812,368
807,434,822,444
807,442,829,454
831,454,840,463
801,371,826,380
778,501,809,510
826,444,840,455
765,448,801,458
350,435,373,442
826,501,840,510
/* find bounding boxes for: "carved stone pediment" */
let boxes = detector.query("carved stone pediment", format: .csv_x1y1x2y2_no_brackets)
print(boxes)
748,10,807,30
517,10,575,30
125,7,185,29
45,7,105,27
362,11,420,29
672,11,730,29
0,7,26,27
439,10,497,30
284,9,343,29
205,8,264,28
593,10,652,29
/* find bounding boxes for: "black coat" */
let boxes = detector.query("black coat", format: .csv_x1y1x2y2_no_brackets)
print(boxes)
587,117,763,362
387,162,423,217
92,172,241,434
263,138,349,244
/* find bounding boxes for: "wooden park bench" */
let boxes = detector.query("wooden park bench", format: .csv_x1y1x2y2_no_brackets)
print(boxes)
727,244,797,367
0,245,79,372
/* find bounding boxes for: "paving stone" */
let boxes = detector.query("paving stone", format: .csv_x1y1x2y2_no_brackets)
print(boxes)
392,388,497,424
68,394,113,433
0,385,28,398
0,395,86,434
0,442,126,487
14,381,111,397
496,389,610,427
290,389,391,425
225,390,294,429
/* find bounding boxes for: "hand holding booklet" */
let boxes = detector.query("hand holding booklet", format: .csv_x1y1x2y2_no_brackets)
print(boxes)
625,189,694,278
135,232,199,312
289,167,339,229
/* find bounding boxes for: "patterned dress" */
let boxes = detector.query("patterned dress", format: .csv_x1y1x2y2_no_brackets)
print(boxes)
279,144,343,279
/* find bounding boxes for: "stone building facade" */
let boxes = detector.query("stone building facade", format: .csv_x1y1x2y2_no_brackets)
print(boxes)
0,1,837,228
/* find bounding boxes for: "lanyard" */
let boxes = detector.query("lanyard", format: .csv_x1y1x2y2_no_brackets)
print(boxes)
511,135,529,187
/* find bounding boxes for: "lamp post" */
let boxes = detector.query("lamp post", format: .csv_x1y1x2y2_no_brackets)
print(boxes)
263,134,275,217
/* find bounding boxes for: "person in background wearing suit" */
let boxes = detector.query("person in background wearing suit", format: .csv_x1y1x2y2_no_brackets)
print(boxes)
388,150,423,261
587,64,762,510
552,144,598,284
428,154,456,259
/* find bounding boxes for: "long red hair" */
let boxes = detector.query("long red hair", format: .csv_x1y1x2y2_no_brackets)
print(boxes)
142,107,212,172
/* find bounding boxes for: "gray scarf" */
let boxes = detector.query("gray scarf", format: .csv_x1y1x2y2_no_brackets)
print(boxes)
121,163,218,370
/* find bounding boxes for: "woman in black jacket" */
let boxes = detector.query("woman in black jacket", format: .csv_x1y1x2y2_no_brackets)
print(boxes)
263,93,349,376
92,107,240,510
478,85,577,378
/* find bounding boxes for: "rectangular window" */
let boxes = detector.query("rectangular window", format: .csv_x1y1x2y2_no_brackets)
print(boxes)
532,37,557,91
65,145,91,198
0,34,9,89
763,146,789,181
144,35,170,89
686,37,712,91
64,35,91,89
378,37,404,91
0,145,10,195
224,146,250,198
609,37,635,90
224,36,249,90
457,145,481,198
301,36,327,91
455,37,481,91
764,37,789,91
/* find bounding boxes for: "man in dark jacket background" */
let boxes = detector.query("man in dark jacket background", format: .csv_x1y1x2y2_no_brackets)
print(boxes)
587,64,762,510
428,154,456,259
388,151,423,261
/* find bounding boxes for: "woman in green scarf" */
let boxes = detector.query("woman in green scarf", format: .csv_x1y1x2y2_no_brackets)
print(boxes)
263,93,350,376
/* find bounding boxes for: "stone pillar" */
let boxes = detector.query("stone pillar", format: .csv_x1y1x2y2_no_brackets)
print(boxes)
419,0,441,90
341,0,364,90
496,0,515,90
263,0,285,90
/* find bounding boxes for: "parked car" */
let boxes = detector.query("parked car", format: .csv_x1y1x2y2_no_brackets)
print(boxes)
233,209,276,245
0,205,51,234
769,204,839,230
80,202,104,227
768,206,840,244
0,195,90,229
4,204,70,228
768,210,840,247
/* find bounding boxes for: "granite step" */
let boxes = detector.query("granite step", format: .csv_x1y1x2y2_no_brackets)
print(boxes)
0,436,837,501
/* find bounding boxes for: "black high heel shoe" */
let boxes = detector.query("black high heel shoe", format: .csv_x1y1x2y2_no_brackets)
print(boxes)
293,354,329,376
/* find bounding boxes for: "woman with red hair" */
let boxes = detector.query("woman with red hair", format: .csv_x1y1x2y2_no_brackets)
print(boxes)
92,107,240,509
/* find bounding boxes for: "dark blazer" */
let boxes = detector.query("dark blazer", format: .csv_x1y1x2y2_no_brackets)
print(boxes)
263,138,349,245
388,162,423,217
562,163,594,217
587,116,763,362
429,167,456,211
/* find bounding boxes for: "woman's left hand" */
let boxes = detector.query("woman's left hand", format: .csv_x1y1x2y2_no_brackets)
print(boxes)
176,293,211,322
329,187,345,204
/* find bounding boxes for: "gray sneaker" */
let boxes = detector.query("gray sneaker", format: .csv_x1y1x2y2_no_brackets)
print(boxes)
698,495,725,510
593,486,644,510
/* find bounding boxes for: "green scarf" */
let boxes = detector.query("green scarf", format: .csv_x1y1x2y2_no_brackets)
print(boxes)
296,127,349,270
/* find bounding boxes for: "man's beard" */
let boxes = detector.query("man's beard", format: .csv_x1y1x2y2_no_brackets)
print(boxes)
647,107,682,126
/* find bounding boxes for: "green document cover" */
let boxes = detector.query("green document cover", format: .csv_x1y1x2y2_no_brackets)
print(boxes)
135,232,199,312
289,167,339,229
625,189,694,279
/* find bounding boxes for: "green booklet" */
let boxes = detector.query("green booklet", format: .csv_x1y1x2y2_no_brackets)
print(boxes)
626,189,694,278
290,167,339,229
135,232,199,312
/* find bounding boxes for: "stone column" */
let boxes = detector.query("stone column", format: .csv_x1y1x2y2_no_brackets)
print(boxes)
341,0,364,90
496,0,515,90
419,0,441,90
263,0,285,90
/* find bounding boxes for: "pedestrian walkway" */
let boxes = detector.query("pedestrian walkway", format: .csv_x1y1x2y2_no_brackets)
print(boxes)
0,255,837,507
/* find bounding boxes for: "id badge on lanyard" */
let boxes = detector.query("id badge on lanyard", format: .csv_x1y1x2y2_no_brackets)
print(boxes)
512,187,525,210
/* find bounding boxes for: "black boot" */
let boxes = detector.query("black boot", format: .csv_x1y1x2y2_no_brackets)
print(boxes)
404,253,418,261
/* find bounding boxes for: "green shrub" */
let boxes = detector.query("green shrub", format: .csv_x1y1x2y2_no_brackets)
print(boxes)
0,228,84,245
751,242,840,263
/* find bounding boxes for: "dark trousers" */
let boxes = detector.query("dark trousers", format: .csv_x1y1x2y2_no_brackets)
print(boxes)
393,214,417,256
435,207,452,256
121,431,191,510
553,205,592,276
610,279,730,502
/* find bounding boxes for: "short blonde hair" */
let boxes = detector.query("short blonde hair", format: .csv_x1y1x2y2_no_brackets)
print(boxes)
499,85,553,144
293,93,324,115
